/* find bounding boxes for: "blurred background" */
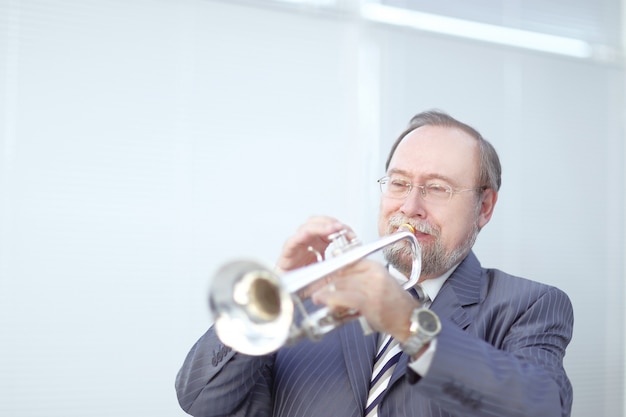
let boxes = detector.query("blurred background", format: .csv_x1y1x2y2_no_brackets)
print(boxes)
0,0,624,416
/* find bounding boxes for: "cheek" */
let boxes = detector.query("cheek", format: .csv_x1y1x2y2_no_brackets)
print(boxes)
440,210,477,247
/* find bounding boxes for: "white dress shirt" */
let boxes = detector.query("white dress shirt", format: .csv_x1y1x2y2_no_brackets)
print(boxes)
389,263,460,376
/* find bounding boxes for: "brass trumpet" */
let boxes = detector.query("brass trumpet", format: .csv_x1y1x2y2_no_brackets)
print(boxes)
208,225,421,355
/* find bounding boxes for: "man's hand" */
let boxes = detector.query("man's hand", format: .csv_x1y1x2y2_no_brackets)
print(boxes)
275,216,354,272
311,259,420,341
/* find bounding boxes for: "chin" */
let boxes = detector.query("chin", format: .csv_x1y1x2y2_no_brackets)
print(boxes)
383,244,413,275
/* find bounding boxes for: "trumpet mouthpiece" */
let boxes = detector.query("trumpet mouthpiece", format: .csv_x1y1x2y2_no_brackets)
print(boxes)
399,223,415,234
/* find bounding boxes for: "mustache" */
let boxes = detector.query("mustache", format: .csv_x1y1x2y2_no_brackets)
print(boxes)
387,214,439,237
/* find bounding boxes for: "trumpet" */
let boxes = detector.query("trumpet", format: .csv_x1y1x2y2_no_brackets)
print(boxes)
208,224,421,355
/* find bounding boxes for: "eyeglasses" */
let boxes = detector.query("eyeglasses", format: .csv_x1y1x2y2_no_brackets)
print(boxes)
377,176,485,202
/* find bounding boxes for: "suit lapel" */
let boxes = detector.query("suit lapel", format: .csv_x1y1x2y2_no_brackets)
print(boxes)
431,251,484,327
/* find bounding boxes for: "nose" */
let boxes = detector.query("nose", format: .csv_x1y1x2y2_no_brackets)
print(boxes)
399,188,427,218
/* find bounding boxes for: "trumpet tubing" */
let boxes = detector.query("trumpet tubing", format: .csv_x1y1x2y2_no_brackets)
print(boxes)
208,225,421,356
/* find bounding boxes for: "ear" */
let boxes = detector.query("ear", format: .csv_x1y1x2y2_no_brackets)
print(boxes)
477,189,498,229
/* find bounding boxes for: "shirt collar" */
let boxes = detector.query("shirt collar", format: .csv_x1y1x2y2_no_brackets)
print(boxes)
388,263,460,303
419,264,459,302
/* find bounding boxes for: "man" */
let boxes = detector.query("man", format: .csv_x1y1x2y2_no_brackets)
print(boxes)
176,110,573,417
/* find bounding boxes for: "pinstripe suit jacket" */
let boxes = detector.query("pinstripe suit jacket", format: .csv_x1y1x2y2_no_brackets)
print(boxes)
176,251,573,417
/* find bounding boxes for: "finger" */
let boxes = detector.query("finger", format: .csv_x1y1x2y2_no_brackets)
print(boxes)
311,281,364,309
295,217,351,245
277,218,353,270
296,275,334,299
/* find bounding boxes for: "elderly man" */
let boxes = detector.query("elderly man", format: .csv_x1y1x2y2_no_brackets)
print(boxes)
176,110,573,417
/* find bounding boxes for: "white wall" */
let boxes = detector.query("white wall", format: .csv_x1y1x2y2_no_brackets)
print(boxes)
0,1,623,416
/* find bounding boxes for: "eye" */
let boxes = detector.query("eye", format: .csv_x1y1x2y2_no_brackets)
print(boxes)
389,178,410,191
426,183,451,197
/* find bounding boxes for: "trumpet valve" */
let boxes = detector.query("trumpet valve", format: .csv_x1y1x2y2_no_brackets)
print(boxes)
328,229,361,257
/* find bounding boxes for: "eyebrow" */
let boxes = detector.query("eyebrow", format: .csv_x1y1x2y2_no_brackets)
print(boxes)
387,168,458,185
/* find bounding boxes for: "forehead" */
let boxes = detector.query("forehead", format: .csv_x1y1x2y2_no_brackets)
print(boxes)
388,125,479,183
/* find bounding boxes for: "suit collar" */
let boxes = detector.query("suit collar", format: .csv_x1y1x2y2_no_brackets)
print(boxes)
430,250,483,322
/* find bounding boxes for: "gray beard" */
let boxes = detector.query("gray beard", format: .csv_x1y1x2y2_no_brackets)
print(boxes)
383,214,480,278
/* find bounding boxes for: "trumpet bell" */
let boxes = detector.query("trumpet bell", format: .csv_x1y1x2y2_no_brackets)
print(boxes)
209,260,294,355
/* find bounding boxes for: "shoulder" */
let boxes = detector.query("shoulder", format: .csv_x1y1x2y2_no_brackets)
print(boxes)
484,267,571,301
480,268,574,325
448,252,571,309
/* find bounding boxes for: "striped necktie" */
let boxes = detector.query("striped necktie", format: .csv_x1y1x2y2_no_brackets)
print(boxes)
364,286,425,417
